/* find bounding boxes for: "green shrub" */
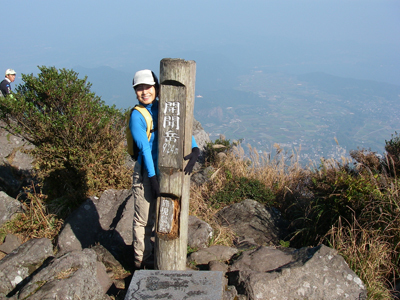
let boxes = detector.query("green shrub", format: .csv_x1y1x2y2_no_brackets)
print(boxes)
286,167,378,247
0,66,130,214
211,176,275,208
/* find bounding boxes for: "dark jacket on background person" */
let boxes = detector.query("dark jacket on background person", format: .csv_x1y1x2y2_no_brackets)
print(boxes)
0,78,12,96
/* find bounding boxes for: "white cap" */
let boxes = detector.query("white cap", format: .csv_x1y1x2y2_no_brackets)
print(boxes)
5,69,16,76
132,69,155,88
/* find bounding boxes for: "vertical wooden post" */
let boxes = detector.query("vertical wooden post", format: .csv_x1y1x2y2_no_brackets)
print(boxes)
155,58,196,270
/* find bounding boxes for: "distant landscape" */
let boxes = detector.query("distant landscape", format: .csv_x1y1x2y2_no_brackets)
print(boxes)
74,66,400,164
195,70,400,163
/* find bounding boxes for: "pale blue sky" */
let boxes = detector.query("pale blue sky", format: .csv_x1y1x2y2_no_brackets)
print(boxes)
2,0,399,86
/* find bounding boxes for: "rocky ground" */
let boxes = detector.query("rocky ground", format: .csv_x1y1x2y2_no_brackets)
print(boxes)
0,121,368,299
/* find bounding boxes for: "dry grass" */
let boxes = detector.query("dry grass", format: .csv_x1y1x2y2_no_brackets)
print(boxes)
189,143,307,247
190,166,236,247
190,142,399,298
0,185,63,243
55,267,79,280
329,218,396,299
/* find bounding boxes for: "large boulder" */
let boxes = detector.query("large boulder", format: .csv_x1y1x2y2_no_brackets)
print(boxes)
16,248,110,300
57,189,134,266
0,238,53,298
188,215,213,249
215,199,288,246
228,244,367,300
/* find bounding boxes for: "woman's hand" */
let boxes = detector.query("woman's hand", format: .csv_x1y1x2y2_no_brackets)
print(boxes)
183,147,200,175
149,175,160,198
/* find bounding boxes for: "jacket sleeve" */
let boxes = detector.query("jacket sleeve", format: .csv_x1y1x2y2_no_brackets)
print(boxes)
192,136,198,149
129,110,156,177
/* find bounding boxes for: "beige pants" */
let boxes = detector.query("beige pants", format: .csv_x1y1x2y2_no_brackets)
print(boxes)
132,162,157,264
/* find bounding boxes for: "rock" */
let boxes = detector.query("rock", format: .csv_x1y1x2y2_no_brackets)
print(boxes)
228,244,367,300
57,189,134,266
0,125,35,198
57,197,102,255
191,166,215,186
234,237,259,251
193,118,211,155
96,261,113,293
91,244,124,271
0,125,34,171
209,260,229,273
0,191,23,226
0,238,53,298
17,248,110,300
188,245,238,265
0,165,23,198
224,285,238,300
231,246,294,273
216,152,227,162
188,215,213,249
215,199,287,246
0,234,22,254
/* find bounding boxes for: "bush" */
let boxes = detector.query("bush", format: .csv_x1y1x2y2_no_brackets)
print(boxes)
0,66,131,214
385,131,400,176
350,148,383,174
211,176,275,208
285,165,378,247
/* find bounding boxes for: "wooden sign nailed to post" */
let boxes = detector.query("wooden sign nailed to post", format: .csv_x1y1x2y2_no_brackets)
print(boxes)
157,84,186,240
155,58,196,270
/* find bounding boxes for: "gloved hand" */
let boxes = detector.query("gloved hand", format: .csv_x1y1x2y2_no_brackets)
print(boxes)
149,175,160,198
183,147,200,175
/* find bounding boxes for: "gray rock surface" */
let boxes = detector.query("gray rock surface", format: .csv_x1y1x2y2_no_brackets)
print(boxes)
17,248,110,300
224,285,239,300
191,165,215,186
57,189,134,265
231,246,294,273
57,196,102,255
188,245,238,265
0,238,53,298
0,125,34,171
188,215,213,249
0,234,22,254
0,191,23,226
193,118,211,155
228,244,367,300
216,199,287,246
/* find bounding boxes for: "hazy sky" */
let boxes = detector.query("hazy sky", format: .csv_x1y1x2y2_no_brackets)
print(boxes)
2,0,400,87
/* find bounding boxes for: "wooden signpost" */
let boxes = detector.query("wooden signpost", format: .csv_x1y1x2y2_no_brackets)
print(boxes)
155,58,196,270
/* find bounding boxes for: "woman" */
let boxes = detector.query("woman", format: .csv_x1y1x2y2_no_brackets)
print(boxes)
130,69,199,269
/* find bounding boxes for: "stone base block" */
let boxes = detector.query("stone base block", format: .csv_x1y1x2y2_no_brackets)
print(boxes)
125,270,224,300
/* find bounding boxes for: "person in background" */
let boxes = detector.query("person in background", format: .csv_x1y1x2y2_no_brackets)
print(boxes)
130,69,199,269
0,69,16,97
